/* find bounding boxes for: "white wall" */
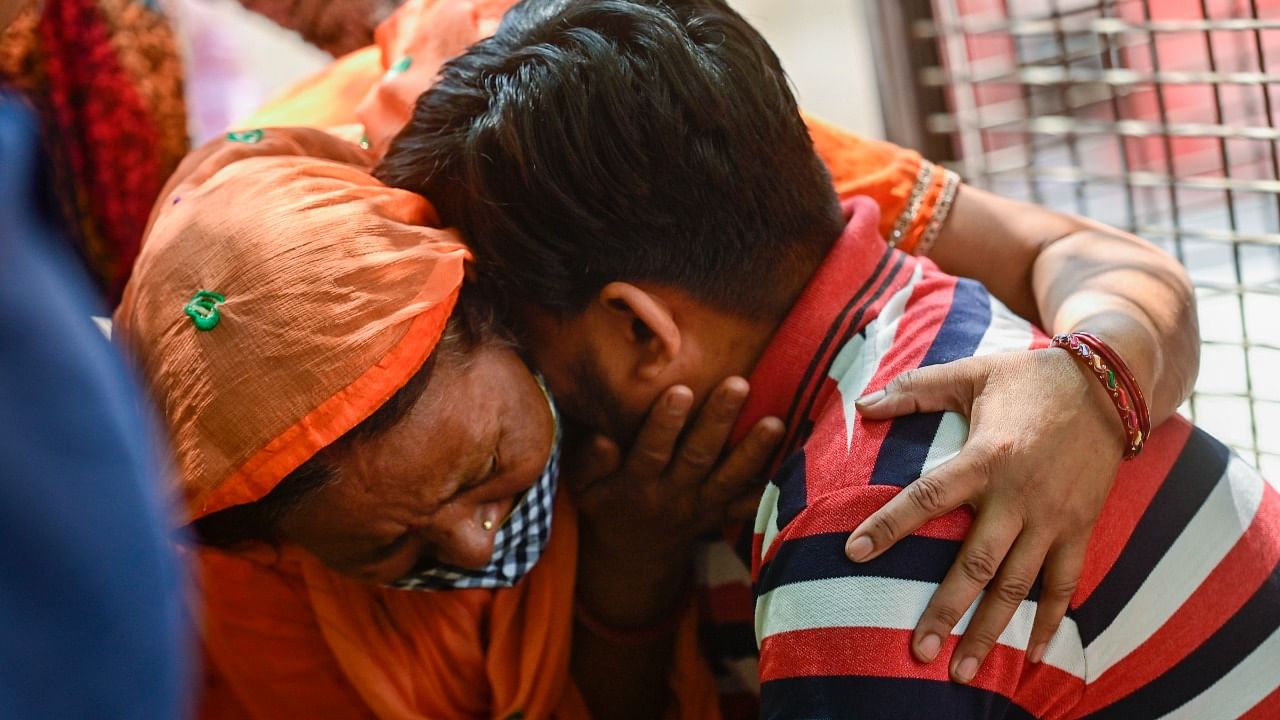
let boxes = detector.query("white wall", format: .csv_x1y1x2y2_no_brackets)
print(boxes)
729,0,884,139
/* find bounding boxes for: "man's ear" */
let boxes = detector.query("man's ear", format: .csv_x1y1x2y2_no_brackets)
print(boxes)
597,282,681,382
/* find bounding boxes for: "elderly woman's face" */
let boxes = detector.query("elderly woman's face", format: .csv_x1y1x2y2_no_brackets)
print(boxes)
277,344,555,584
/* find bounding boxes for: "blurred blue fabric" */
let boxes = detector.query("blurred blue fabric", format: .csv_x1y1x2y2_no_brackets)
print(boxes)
0,90,189,718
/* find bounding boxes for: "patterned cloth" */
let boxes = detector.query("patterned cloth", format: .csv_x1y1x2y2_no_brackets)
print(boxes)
696,196,1280,718
0,0,188,303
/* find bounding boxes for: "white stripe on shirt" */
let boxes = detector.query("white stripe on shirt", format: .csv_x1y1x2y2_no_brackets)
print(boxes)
755,575,1087,680
1085,454,1263,680
1161,621,1280,720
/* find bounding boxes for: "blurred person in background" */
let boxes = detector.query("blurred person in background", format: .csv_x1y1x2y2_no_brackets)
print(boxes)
0,0,401,302
0,3,188,718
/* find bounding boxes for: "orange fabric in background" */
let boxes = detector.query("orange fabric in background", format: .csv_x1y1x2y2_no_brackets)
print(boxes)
240,0,952,257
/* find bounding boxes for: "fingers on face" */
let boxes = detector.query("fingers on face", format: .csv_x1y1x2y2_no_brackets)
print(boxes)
626,385,694,476
668,377,750,487
703,415,784,508
564,435,621,499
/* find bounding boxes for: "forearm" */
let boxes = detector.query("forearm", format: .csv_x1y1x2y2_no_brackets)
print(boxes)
928,185,1198,425
571,528,693,720
1031,227,1197,424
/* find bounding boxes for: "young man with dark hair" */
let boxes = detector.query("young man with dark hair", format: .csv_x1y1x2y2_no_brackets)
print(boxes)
378,1,1280,717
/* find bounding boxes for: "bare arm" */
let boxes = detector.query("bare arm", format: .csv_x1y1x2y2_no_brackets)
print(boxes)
928,184,1198,421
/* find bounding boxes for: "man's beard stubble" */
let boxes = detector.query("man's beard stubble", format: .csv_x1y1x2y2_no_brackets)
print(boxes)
566,350,647,453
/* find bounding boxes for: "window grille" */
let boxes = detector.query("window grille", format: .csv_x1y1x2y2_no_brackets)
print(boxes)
874,0,1280,474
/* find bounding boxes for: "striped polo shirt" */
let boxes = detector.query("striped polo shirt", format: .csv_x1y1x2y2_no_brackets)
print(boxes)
697,196,1280,719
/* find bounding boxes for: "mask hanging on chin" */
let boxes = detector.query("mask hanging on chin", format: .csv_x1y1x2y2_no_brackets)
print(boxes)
387,374,561,592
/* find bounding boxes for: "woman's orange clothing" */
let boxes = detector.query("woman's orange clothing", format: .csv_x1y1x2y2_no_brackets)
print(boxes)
195,493,586,720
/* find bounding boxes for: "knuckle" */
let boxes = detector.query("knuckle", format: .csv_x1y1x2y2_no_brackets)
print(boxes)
906,474,951,515
982,436,1019,463
927,604,964,631
958,547,1001,585
638,447,672,467
991,576,1034,606
679,447,717,471
865,512,901,544
889,369,918,395
961,629,1000,652
1040,576,1080,602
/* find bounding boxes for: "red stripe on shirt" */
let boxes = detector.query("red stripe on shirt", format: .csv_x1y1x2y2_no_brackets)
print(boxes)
759,624,1084,707
1073,418,1195,604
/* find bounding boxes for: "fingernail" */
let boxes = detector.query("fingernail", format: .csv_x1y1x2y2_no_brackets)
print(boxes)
954,656,979,684
917,633,941,662
846,535,873,562
666,392,690,412
856,389,886,407
1028,642,1047,664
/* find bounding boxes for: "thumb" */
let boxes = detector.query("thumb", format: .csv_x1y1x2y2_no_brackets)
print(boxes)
855,361,980,420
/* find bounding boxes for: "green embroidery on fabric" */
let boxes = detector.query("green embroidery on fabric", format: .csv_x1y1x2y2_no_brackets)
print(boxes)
226,129,264,144
184,290,226,331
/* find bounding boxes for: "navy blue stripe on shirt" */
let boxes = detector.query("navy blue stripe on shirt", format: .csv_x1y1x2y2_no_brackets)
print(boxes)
870,278,992,488
1081,555,1280,719
774,449,809,532
760,675,1036,720
1073,427,1231,645
756,532,962,597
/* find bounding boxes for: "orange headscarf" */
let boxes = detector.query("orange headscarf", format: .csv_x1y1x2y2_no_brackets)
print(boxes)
115,127,469,520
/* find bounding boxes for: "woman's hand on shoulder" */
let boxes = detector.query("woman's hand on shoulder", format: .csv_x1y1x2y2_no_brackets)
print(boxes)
849,348,1123,683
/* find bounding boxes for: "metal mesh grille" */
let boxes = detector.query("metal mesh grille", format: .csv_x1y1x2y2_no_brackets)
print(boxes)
915,0,1280,474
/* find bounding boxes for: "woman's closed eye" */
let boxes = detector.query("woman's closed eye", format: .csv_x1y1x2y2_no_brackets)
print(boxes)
366,532,411,564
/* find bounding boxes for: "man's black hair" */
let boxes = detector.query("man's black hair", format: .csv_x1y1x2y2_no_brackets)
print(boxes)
376,0,844,320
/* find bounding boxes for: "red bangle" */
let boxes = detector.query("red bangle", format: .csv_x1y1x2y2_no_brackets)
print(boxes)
1051,332,1151,459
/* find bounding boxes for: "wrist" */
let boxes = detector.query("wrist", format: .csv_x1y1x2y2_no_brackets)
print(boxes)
576,528,695,628
1051,332,1151,458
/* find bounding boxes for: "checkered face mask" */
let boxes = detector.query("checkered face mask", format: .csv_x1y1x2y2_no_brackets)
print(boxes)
387,375,560,591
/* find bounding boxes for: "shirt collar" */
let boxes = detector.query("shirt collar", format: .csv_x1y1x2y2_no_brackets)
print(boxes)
730,196,915,453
